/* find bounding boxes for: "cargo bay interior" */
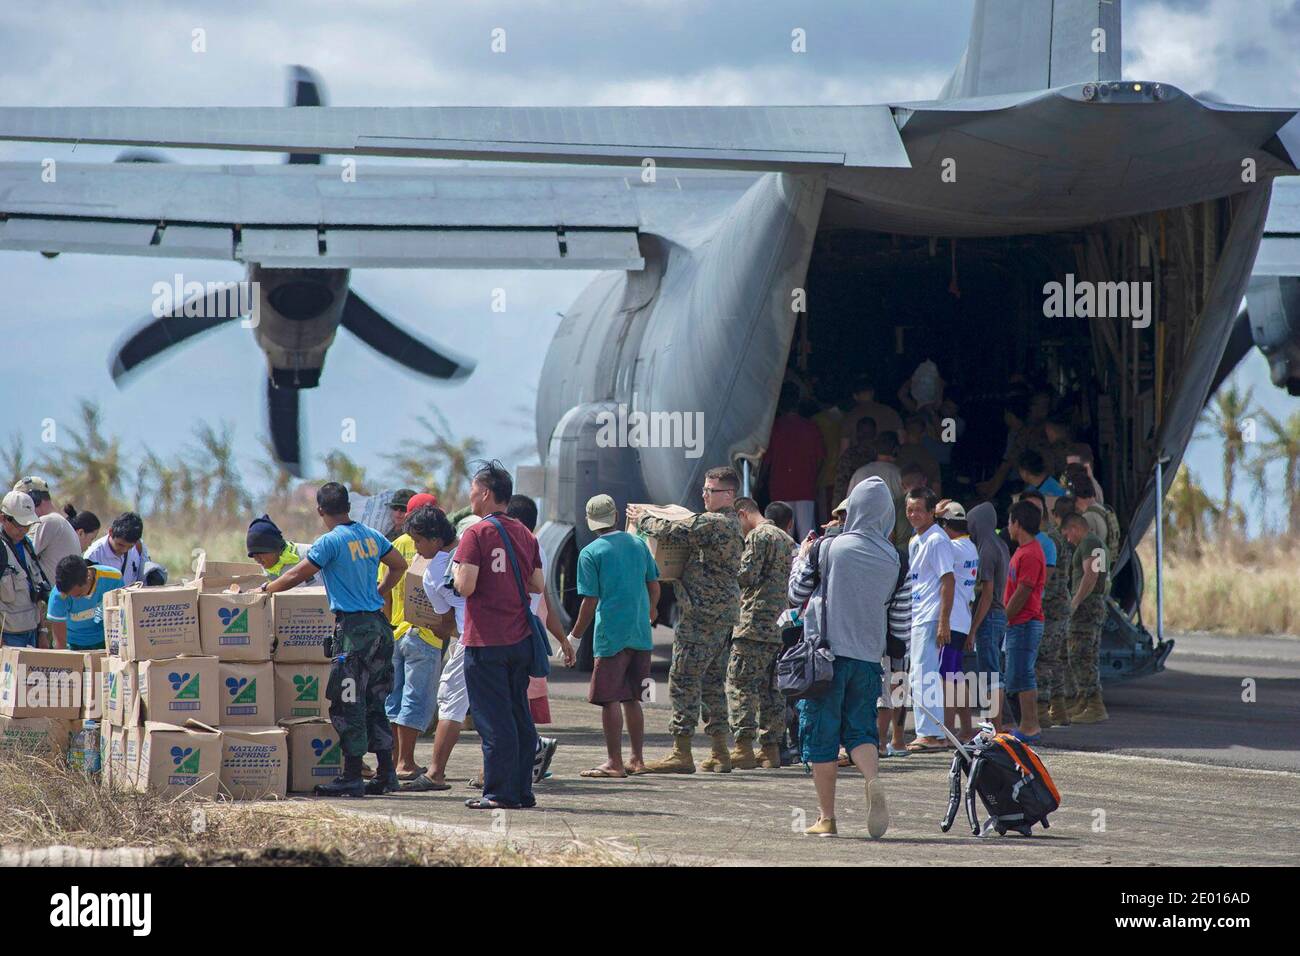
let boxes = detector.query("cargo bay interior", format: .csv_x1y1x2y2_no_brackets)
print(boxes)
785,190,1245,610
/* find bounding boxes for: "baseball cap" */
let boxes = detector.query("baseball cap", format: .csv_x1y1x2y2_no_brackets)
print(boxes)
388,489,418,511
12,476,49,496
936,500,966,521
832,498,850,517
405,492,439,514
1,491,38,526
585,494,617,531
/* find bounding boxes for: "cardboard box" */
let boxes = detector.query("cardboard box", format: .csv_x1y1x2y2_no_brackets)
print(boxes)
217,661,275,726
103,592,124,657
198,591,273,662
274,662,331,721
0,715,70,757
0,647,86,718
136,721,221,797
80,651,106,720
193,557,267,593
114,584,202,661
402,556,458,637
219,725,288,800
271,588,333,663
281,718,341,792
104,724,144,790
103,656,138,726
627,503,695,581
137,656,219,727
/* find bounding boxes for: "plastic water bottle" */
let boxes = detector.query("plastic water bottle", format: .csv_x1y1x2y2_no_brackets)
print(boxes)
70,719,102,774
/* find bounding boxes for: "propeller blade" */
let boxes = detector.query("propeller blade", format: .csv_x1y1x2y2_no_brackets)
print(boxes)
340,291,476,381
286,65,324,165
109,283,247,383
266,377,304,477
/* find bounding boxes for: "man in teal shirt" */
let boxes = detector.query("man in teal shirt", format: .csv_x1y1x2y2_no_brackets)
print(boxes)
567,494,660,778
48,556,125,650
264,482,407,797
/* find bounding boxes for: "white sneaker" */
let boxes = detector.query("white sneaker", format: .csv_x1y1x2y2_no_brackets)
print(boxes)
866,778,890,839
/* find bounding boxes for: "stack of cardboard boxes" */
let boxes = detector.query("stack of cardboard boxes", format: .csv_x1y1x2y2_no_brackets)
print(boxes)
0,644,91,758
97,557,342,798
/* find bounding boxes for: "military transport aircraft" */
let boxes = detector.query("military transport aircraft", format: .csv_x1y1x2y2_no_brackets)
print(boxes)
2,0,1298,678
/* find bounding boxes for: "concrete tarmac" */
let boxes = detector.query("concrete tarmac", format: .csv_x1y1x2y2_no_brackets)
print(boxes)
333,631,1300,865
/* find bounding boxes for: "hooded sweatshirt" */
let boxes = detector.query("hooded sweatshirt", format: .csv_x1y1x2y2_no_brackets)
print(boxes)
967,502,1008,617
819,477,900,662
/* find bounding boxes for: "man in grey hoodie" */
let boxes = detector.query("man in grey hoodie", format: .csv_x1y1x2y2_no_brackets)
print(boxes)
788,477,898,839
967,502,1009,732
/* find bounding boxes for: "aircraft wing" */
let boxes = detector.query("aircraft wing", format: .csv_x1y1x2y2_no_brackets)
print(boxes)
0,105,910,171
1254,176,1300,276
0,161,738,268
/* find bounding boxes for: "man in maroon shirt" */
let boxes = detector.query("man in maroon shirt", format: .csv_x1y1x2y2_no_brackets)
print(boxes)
761,384,825,539
453,460,546,809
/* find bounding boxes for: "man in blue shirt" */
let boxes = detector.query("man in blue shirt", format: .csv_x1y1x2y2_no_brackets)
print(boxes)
264,482,408,797
48,557,125,650
1017,449,1067,498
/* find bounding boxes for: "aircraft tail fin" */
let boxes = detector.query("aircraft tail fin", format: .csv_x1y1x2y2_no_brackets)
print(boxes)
940,0,1122,100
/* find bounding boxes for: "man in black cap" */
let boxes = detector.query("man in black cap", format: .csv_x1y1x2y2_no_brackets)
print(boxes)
246,514,321,587
387,490,418,541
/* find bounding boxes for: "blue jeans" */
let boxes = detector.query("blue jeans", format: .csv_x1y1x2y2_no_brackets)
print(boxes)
1,630,38,648
464,638,537,807
386,636,442,731
797,657,881,764
974,608,1007,705
1004,619,1044,695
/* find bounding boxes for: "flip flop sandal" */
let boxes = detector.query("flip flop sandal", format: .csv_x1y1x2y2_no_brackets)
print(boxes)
400,775,451,792
396,766,428,781
580,767,628,778
906,739,946,753
465,797,519,810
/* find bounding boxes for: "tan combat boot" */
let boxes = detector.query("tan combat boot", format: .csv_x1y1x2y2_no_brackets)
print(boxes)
1067,693,1089,718
640,734,695,774
1071,693,1109,724
698,733,733,773
1047,696,1072,727
755,744,782,769
729,736,758,770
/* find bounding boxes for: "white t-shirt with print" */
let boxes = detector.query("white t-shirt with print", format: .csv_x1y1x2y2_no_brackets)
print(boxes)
907,522,956,627
948,534,980,635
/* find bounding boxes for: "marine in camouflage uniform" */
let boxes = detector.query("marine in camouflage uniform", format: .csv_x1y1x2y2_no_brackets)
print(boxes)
1067,535,1109,706
833,441,875,502
327,610,396,759
637,495,744,773
727,520,794,764
1037,519,1072,717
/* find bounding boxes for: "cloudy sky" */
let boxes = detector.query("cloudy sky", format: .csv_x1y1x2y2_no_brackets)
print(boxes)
2,0,1299,527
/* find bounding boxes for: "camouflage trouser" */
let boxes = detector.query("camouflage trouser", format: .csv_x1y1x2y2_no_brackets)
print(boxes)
327,610,396,758
1036,604,1071,703
1066,594,1106,698
667,617,731,738
725,637,784,746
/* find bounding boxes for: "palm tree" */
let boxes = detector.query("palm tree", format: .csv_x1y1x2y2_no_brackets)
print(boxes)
1257,408,1300,536
37,400,127,515
255,438,297,501
190,421,249,520
383,411,483,507
1,431,30,483
1243,455,1272,537
321,450,370,495
1198,383,1254,536
1165,465,1219,555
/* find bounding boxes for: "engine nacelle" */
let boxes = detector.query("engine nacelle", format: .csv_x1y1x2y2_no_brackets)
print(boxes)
1247,275,1300,395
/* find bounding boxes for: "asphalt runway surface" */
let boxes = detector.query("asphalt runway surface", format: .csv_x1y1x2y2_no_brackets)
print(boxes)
335,631,1300,865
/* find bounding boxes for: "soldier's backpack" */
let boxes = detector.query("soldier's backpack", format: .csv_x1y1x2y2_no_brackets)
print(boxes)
1088,502,1121,564
941,731,1061,837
